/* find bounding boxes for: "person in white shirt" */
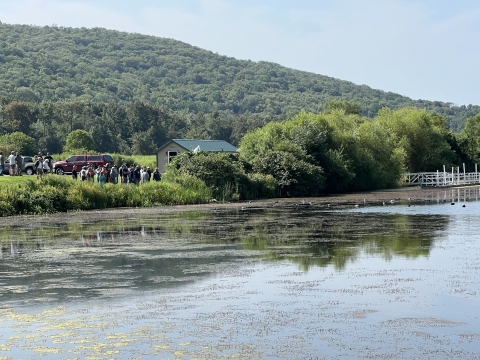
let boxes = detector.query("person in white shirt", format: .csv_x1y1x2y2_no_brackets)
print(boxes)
8,151,16,176
42,158,50,174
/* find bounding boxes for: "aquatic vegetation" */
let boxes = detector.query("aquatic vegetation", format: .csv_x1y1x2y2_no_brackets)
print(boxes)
0,202,480,358
0,176,211,216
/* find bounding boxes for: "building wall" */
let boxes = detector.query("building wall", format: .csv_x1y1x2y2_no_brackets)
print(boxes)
156,142,186,173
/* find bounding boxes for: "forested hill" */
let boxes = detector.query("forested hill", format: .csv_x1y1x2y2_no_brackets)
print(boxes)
0,22,478,131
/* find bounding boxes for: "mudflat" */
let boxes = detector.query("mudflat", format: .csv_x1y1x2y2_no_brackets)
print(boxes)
11,185,476,226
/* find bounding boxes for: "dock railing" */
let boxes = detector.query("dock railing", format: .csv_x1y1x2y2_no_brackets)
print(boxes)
402,165,480,187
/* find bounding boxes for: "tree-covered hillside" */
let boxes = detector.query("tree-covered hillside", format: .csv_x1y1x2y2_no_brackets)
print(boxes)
0,22,478,131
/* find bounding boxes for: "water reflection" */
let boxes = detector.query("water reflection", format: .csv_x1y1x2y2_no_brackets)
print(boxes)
237,212,444,270
0,208,448,305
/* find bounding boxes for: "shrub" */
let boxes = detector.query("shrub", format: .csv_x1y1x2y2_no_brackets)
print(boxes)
167,151,245,200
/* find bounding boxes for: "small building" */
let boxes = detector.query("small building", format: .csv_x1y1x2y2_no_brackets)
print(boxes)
156,139,238,173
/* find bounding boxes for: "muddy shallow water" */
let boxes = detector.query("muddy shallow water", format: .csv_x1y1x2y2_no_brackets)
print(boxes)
1,187,480,359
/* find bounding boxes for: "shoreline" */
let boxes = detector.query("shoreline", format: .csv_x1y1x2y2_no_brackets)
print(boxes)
6,185,479,227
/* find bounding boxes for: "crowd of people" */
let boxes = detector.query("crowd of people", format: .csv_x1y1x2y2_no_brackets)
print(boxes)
73,163,161,185
34,152,54,176
1,151,162,185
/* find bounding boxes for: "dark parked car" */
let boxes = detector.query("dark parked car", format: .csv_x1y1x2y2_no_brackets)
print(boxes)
2,156,36,175
53,154,114,175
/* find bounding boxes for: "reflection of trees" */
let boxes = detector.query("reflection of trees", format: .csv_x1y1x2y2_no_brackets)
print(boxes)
0,209,450,305
238,212,447,271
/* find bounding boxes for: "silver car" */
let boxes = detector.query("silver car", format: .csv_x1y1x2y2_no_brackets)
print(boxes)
2,156,36,175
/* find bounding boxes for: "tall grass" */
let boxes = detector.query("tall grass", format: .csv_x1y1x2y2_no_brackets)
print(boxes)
0,175,211,217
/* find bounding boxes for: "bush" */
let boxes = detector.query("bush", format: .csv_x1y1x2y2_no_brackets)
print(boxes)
167,151,245,200
111,154,136,167
253,150,325,197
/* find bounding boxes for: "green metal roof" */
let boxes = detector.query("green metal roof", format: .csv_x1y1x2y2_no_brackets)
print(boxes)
171,139,237,152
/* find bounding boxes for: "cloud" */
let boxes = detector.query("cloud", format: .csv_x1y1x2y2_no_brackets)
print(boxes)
0,0,479,104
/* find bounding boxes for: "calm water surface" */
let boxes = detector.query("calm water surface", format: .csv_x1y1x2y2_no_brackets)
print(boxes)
1,188,480,359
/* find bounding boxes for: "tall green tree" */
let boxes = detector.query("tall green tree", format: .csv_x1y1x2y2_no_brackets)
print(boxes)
1,101,37,136
461,113,480,163
376,108,454,172
64,129,96,153
0,131,37,155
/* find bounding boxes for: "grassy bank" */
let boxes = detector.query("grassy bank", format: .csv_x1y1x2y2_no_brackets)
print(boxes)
0,175,211,217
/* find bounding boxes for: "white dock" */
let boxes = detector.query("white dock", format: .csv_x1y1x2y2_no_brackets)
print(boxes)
403,165,480,187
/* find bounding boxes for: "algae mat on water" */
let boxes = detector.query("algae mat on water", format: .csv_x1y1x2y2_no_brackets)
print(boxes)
1,197,480,359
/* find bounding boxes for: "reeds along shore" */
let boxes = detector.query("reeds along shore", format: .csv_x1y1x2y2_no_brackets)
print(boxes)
0,175,211,217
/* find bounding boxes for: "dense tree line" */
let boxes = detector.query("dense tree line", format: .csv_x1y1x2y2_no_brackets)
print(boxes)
0,22,478,131
0,98,276,154
167,107,477,197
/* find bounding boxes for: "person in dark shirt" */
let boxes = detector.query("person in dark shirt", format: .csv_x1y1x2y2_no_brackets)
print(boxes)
72,165,78,180
104,164,111,183
15,152,22,176
121,165,129,184
153,168,161,182
128,165,135,184
133,165,141,185
0,151,4,176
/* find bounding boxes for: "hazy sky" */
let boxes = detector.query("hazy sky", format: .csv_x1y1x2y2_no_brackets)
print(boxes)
1,0,479,105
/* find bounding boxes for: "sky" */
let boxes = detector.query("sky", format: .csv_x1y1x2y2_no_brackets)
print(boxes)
0,0,479,105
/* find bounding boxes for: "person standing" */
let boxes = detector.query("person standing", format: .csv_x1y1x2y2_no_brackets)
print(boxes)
15,152,22,176
0,152,4,176
72,165,78,180
80,166,87,181
35,156,43,177
87,166,95,182
153,168,161,182
105,164,111,183
98,167,106,185
141,166,149,184
42,157,50,174
128,165,135,184
44,153,53,174
121,165,129,184
111,165,118,184
133,165,141,185
8,151,16,176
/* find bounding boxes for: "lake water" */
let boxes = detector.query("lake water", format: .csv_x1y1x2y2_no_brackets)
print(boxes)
1,188,480,359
